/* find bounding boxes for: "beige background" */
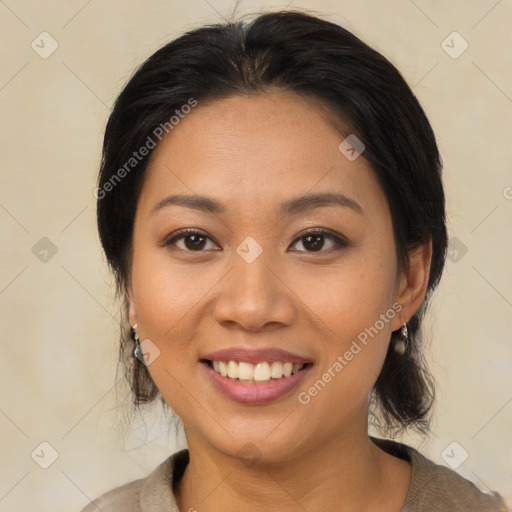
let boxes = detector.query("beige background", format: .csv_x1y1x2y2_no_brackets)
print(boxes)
0,0,511,509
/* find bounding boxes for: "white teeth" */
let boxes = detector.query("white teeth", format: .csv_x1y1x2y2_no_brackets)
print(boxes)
210,360,305,382
227,360,238,379
270,361,283,378
238,362,254,381
254,362,271,382
218,361,228,377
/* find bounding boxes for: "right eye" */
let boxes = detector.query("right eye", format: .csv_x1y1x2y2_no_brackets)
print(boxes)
162,229,221,252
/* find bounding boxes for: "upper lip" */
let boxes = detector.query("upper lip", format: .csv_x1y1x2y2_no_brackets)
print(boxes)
201,347,313,365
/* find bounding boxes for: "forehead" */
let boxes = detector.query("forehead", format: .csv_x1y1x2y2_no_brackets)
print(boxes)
140,91,387,219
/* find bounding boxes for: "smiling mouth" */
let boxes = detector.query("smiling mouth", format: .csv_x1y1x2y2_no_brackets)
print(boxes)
201,359,312,384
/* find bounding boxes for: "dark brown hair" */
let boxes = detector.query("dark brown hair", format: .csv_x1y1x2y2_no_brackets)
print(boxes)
97,10,447,434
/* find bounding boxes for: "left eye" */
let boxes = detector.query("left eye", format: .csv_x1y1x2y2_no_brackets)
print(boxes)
290,229,347,253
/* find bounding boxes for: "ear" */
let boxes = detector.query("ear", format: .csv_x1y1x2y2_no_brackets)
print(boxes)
392,238,433,331
126,284,138,328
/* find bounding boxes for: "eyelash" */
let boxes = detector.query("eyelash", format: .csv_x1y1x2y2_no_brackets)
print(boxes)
161,227,348,254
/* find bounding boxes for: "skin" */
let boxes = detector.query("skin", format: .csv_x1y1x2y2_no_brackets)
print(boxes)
127,90,432,511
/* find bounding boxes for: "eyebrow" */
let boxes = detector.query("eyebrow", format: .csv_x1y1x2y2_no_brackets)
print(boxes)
280,192,363,216
151,192,364,216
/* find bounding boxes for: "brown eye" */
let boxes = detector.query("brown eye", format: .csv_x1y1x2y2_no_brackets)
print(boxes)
163,229,219,252
302,234,325,251
290,229,347,253
183,234,207,250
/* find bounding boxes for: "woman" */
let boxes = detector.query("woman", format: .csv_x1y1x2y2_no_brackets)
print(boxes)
83,10,509,511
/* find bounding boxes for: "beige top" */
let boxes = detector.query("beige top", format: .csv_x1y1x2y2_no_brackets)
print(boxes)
81,437,510,511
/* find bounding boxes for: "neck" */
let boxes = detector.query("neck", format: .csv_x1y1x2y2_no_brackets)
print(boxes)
174,424,410,511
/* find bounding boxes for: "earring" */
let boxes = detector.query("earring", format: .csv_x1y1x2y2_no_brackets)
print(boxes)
394,323,408,355
131,325,143,361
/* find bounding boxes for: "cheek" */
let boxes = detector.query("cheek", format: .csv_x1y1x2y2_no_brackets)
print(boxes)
289,246,397,403
129,250,210,417
289,247,398,341
129,242,210,374
130,235,215,334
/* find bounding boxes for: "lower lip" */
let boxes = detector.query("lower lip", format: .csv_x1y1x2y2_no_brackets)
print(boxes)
202,362,311,405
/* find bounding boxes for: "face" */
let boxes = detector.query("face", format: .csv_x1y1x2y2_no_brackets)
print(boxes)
127,91,418,463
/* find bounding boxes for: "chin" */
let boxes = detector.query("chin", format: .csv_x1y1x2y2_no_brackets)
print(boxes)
197,421,308,467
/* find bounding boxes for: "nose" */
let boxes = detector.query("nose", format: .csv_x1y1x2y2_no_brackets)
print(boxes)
212,247,297,332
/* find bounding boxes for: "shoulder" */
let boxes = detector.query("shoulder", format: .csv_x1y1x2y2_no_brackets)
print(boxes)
80,449,188,512
371,437,509,511
80,477,143,512
377,438,509,512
